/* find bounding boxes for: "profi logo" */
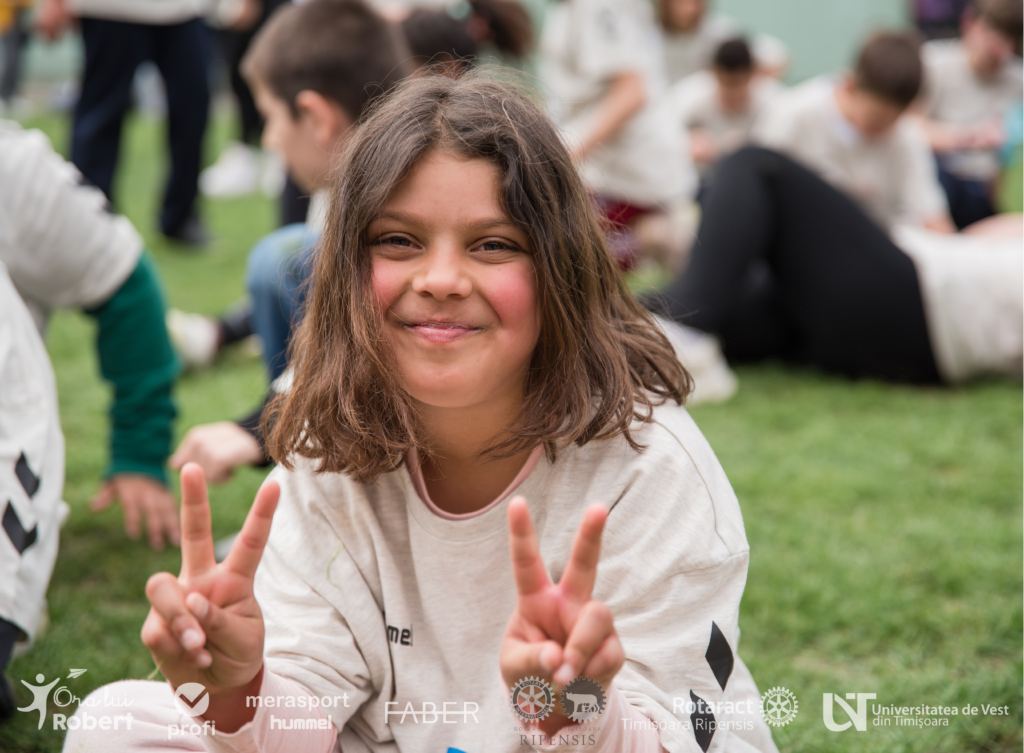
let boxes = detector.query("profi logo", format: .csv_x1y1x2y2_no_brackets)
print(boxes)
823,692,876,731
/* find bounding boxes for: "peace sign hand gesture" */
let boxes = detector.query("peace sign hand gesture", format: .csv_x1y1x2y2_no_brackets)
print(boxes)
500,497,625,733
141,463,280,728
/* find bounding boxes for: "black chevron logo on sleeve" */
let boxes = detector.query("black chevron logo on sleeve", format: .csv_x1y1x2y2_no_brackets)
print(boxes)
3,500,38,555
15,452,40,498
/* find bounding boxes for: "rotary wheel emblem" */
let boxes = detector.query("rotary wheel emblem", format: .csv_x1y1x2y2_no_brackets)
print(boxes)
509,676,555,722
761,686,798,727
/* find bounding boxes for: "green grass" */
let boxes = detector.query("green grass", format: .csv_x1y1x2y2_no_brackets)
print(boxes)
1,113,1021,753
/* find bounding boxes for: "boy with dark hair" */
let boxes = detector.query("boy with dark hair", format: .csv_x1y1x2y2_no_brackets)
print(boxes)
755,31,954,234
918,0,1024,228
670,36,781,178
169,0,411,487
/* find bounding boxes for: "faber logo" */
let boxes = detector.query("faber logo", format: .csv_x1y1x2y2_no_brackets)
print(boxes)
823,692,876,731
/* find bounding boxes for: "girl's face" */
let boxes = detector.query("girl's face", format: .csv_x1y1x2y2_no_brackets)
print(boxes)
368,150,540,411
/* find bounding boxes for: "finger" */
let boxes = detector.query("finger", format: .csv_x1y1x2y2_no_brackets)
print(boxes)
120,489,142,541
502,637,563,683
146,572,207,657
558,504,608,602
580,632,625,684
222,478,280,580
185,592,259,662
554,600,614,686
89,483,115,513
507,497,551,597
140,606,211,668
179,463,216,577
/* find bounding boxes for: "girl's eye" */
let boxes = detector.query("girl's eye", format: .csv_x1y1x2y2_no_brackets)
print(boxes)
476,239,521,254
377,235,415,248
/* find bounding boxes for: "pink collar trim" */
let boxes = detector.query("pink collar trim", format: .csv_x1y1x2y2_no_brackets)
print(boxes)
407,446,544,520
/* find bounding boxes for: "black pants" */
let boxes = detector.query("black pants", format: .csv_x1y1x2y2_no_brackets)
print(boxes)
937,161,995,230
0,9,28,101
649,147,941,383
217,0,289,145
72,17,210,235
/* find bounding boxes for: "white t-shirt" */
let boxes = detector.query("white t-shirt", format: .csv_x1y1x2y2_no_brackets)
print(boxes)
0,120,143,333
242,401,778,753
661,14,737,85
754,77,949,231
669,71,781,174
920,39,1024,181
895,225,1023,383
65,0,208,24
0,262,68,643
540,0,694,206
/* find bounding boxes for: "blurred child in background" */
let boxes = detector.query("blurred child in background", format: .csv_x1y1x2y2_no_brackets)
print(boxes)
541,0,694,271
670,36,781,193
917,0,1023,228
755,31,954,234
657,0,790,84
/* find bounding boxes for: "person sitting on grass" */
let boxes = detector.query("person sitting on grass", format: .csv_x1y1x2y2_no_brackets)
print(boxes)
66,70,779,753
669,36,781,193
168,0,412,485
754,30,955,235
917,0,1023,229
0,121,179,713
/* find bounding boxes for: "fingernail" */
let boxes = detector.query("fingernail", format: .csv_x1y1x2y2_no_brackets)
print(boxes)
196,650,212,668
181,629,204,650
554,663,573,685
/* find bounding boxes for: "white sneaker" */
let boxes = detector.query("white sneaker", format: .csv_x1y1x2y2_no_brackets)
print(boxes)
200,142,261,197
654,316,739,405
166,309,220,369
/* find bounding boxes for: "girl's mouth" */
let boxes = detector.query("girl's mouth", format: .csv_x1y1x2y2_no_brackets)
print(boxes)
403,321,483,343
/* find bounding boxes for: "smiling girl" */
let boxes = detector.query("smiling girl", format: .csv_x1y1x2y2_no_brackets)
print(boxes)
66,73,778,753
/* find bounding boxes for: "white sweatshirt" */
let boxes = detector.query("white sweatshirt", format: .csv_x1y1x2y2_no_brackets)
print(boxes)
204,400,778,753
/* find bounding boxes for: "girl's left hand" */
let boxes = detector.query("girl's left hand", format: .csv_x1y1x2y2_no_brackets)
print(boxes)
500,497,625,731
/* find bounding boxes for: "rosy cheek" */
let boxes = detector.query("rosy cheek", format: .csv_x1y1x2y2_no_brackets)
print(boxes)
485,263,540,343
371,258,405,313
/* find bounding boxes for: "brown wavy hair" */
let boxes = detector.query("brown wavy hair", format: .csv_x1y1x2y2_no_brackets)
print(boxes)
265,71,692,481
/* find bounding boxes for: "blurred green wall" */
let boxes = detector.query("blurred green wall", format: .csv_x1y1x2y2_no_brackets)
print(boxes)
714,0,912,83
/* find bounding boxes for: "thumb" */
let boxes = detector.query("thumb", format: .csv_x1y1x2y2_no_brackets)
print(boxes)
90,482,116,512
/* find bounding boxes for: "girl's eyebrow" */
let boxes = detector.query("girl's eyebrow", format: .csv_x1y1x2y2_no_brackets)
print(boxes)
375,210,518,233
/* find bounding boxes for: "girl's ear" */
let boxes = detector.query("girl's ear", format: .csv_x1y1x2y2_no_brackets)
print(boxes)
295,90,354,151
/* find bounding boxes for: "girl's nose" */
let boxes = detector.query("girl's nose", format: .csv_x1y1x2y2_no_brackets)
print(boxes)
411,242,473,300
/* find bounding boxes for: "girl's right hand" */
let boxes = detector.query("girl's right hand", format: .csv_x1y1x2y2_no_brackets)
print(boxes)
141,463,279,721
